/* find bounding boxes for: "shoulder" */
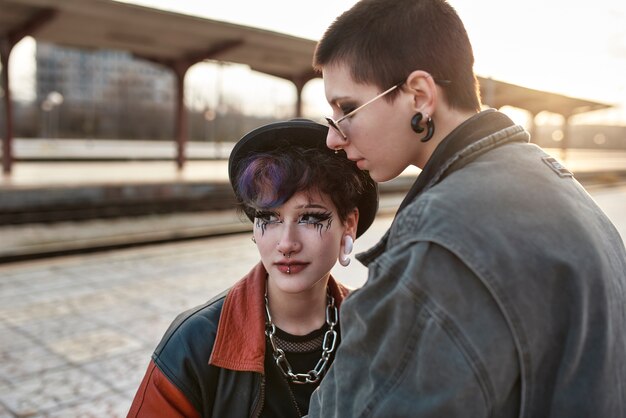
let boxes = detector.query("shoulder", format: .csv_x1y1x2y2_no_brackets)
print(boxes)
154,291,228,360
343,242,519,414
389,143,554,243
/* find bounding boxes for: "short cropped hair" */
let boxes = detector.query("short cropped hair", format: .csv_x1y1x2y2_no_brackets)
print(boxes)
314,0,481,112
234,147,371,222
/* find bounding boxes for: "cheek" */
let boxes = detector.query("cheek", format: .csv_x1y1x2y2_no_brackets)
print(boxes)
352,125,383,155
314,228,343,253
254,229,276,253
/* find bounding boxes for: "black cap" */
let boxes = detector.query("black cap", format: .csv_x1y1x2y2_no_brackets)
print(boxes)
228,119,378,238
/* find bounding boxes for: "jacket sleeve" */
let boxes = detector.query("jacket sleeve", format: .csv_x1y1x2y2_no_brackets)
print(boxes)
127,360,200,418
308,242,519,417
127,297,225,418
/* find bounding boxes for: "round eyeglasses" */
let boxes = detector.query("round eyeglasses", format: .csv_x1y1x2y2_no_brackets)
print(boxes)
325,76,451,140
325,82,402,141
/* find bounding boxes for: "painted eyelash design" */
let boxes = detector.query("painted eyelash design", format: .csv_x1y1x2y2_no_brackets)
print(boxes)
254,210,334,236
255,211,279,236
300,211,334,235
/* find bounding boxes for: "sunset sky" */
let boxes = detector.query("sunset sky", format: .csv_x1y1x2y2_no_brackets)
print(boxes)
10,0,626,126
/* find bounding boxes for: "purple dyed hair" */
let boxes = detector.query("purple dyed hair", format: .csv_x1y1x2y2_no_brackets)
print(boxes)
234,147,370,222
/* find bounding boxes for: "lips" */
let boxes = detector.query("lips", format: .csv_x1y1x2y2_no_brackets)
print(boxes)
346,154,365,168
275,262,308,274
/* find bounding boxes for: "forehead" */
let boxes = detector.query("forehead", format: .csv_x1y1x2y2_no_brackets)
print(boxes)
278,190,336,211
322,63,356,96
322,63,377,101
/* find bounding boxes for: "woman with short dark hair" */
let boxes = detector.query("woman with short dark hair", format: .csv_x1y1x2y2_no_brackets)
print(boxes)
310,0,626,417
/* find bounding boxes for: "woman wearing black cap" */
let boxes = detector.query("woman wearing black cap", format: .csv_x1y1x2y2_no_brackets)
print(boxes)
128,119,378,418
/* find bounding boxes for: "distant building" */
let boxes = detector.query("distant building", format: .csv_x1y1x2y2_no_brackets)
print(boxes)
36,42,174,105
35,42,175,139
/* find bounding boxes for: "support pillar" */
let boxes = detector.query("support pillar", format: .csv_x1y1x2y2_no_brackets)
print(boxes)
560,115,572,162
527,111,537,143
293,77,305,118
138,40,243,171
482,77,495,109
1,39,14,176
173,63,190,170
291,74,317,118
0,8,56,176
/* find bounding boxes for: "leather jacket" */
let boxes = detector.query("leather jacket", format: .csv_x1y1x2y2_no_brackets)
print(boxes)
308,110,626,418
128,262,350,418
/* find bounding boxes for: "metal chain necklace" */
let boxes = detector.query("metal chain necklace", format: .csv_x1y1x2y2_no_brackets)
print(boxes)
264,288,338,384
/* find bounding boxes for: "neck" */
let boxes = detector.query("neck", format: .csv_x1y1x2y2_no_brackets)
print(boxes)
266,276,329,336
414,108,478,169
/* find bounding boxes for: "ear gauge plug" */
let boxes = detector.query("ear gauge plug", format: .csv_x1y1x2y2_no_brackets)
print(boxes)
411,112,425,133
411,112,435,142
339,235,354,267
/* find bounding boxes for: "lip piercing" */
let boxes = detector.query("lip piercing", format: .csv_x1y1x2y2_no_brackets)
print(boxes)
287,266,291,274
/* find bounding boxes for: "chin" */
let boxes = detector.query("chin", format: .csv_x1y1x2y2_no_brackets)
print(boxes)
369,169,394,183
371,165,409,183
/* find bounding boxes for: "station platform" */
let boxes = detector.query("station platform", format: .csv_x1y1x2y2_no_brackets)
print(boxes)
3,139,626,188
0,159,414,262
1,147,626,263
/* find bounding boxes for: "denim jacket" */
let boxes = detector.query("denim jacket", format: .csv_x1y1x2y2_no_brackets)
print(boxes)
308,110,626,418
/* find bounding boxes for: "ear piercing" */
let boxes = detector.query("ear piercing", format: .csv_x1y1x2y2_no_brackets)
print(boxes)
339,235,354,267
411,112,435,142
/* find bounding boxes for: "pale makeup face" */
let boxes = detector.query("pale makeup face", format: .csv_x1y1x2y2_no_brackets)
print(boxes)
253,190,352,297
323,63,420,182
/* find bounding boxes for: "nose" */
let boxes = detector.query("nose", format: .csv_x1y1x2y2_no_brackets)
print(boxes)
326,128,345,151
276,224,302,256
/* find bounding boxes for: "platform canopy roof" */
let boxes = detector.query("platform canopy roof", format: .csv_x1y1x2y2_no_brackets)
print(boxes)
477,77,611,117
1,0,612,116
0,0,319,83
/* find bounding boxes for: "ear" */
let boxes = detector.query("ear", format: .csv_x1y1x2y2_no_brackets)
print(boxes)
338,208,359,267
405,70,437,115
343,208,359,239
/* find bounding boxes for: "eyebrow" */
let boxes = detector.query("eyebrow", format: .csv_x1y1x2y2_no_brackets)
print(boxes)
330,97,353,107
295,203,329,210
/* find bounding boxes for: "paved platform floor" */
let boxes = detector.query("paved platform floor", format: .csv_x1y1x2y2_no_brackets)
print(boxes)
0,210,394,417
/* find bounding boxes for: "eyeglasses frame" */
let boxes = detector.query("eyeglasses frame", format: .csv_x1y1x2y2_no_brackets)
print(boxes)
325,76,451,141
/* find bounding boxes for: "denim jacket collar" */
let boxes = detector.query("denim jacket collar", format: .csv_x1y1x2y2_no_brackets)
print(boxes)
357,109,527,265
